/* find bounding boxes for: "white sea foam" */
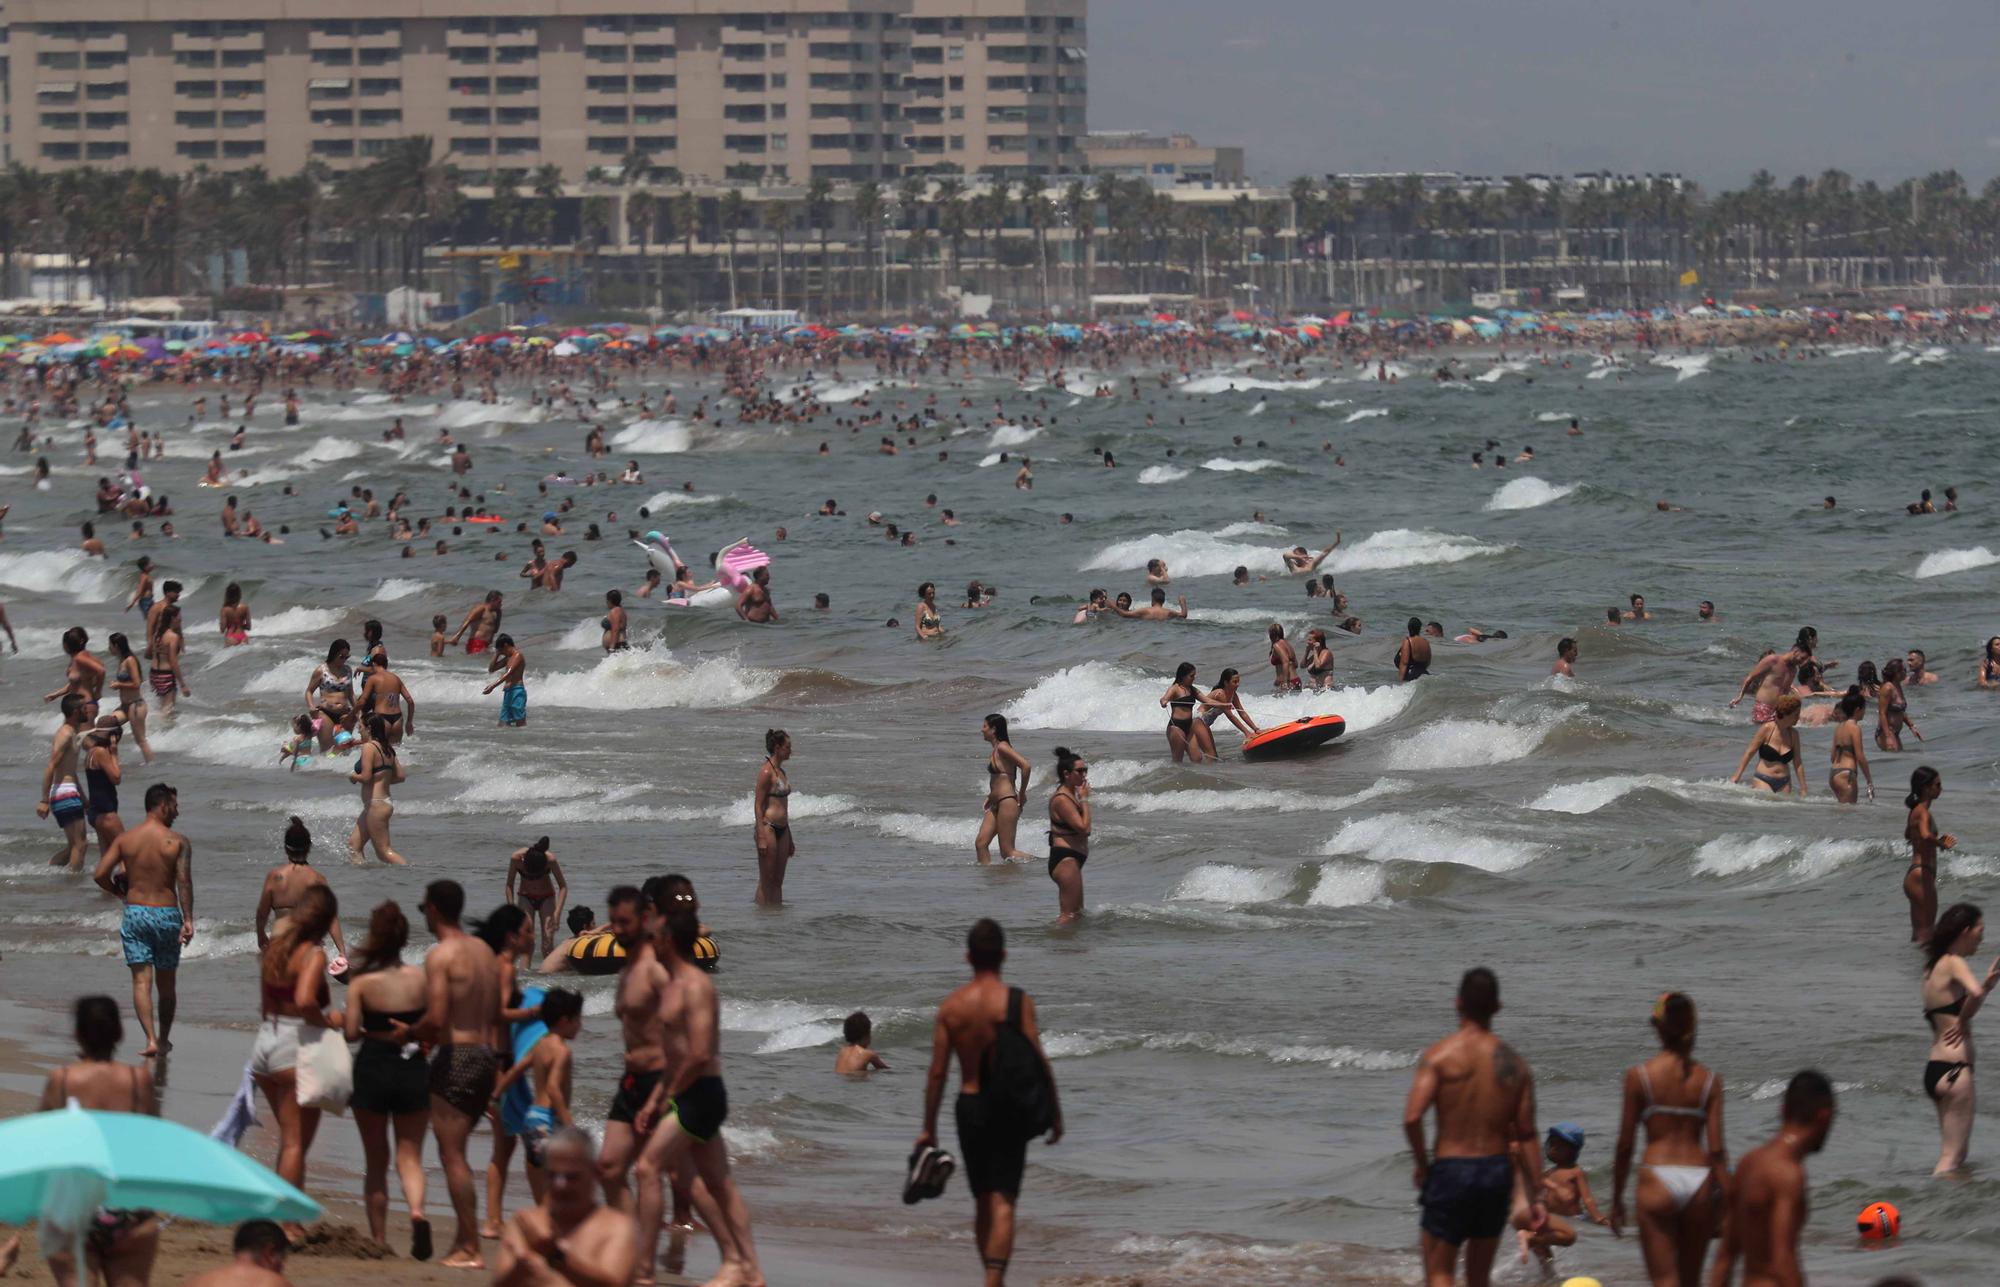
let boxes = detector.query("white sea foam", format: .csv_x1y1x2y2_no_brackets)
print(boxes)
1137,465,1191,484
1484,477,1579,511
434,399,544,431
1535,411,1572,422
801,378,877,404
302,436,362,464
1001,661,1413,734
987,424,1040,448
0,549,118,600
976,453,1005,468
1315,398,1352,409
1343,408,1389,423
1045,1029,1412,1069
1199,457,1282,472
1529,776,1651,814
1081,527,1268,578
1305,863,1389,907
1385,716,1553,770
554,617,607,650
1323,812,1543,873
637,489,722,511
1325,528,1504,575
1245,401,1267,417
367,577,432,602
1180,375,1324,395
1693,834,1882,879
610,419,692,454
1652,353,1711,381
409,643,775,710
1107,778,1408,816
1168,863,1292,905
250,606,346,637
1914,547,2000,579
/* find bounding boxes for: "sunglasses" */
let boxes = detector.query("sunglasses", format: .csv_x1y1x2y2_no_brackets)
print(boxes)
1070,765,1089,775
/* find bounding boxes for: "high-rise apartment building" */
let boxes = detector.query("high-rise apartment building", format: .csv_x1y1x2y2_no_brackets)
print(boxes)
1,0,1084,181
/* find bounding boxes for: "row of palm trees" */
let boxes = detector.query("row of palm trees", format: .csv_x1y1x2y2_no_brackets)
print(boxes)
8,139,1999,314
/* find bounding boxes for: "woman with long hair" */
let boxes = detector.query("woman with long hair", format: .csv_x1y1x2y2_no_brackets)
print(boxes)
219,581,252,645
1161,662,1206,763
975,713,1034,864
146,608,187,719
507,836,568,958
252,884,343,1244
348,715,407,865
82,714,125,853
37,996,160,1287
1876,658,1921,751
1196,666,1262,758
1921,902,2000,1174
914,582,944,640
1854,659,1881,701
104,631,152,763
1729,693,1803,795
1906,766,1954,943
307,638,359,749
1828,689,1874,804
753,729,795,906
1047,746,1091,923
256,816,349,959
1980,638,2000,689
44,625,106,706
1610,992,1727,1287
342,901,432,1259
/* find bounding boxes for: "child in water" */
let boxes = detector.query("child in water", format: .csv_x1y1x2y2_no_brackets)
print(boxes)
834,1011,890,1075
1519,1123,1606,1268
429,614,448,657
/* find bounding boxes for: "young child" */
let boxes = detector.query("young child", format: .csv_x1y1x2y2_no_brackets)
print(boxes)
427,614,448,657
834,1011,890,1074
494,987,583,1200
278,713,317,770
1520,1122,1607,1267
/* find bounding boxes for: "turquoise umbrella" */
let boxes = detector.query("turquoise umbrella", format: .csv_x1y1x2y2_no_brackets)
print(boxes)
0,1105,321,1228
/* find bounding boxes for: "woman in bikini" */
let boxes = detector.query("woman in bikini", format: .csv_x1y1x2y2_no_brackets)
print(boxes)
974,714,1034,864
38,996,161,1287
1267,622,1300,692
1728,692,1804,795
1195,667,1262,758
1979,637,2000,689
1160,662,1207,763
218,581,252,645
1854,659,1881,702
359,619,388,676
1047,745,1091,924
348,715,407,865
105,631,153,763
1828,690,1874,804
1876,658,1921,751
1609,992,1727,1287
1921,902,2000,1174
1906,766,1954,943
1301,629,1334,692
44,625,106,706
914,581,944,641
252,884,343,1245
753,728,796,906
307,638,359,751
343,900,433,1258
507,836,568,958
256,816,349,961
147,607,186,719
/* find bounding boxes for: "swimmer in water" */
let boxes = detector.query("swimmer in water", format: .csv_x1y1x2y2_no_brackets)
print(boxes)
1905,767,1953,943
1195,667,1261,757
1281,533,1341,575
1268,623,1300,692
753,729,795,906
1161,662,1207,763
255,815,349,959
915,582,944,640
1046,746,1090,923
1978,637,2000,689
1302,629,1334,691
1730,693,1803,795
1876,659,1921,751
1395,617,1431,683
1552,637,1578,678
974,714,1035,865
219,582,252,645
601,590,628,651
1828,690,1874,804
1114,588,1188,621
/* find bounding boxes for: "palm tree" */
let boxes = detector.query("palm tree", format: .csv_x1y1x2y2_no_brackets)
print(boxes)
672,187,698,306
718,188,748,309
934,176,967,295
488,172,521,253
627,188,657,308
760,196,790,308
1061,179,1093,304
805,177,834,316
852,180,883,314
1017,173,1049,311
1287,177,1319,310
896,174,928,311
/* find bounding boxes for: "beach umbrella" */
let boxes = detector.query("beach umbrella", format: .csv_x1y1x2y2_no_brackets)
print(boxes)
0,1104,320,1234
231,331,266,344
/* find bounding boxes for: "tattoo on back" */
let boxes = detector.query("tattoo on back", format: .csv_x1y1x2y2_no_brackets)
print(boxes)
1494,1042,1523,1088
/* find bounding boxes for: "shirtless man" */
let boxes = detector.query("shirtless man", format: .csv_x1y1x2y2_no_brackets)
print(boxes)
1396,617,1434,683
180,1220,292,1287
1906,648,1939,686
492,1130,638,1287
1281,532,1341,575
1729,640,1809,723
144,580,182,652
1707,1071,1835,1287
1111,588,1188,621
395,880,502,1269
597,886,670,1214
917,919,1062,1287
39,692,93,869
93,783,193,1057
633,909,763,1287
450,590,504,655
357,651,416,746
484,635,529,727
1402,967,1545,1287
734,566,777,623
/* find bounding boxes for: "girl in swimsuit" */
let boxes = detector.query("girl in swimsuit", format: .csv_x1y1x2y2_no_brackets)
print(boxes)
914,581,944,641
1828,690,1874,805
37,996,160,1287
84,716,125,852
147,608,186,719
1905,766,1954,943
1267,622,1300,692
45,625,106,706
1876,658,1921,751
1921,901,2000,1174
308,638,359,750
359,619,388,679
1195,667,1262,759
753,728,795,906
1047,745,1091,924
508,836,568,958
256,815,348,959
1854,659,1881,702
1160,662,1206,763
1979,638,2000,689
106,631,153,763
253,885,343,1245
342,900,434,1256
1609,992,1727,1287
1301,629,1334,692
1729,693,1803,794
974,714,1035,865
218,581,252,645
348,715,407,865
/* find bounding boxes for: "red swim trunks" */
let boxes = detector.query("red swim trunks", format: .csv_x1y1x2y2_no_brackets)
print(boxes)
1751,701,1776,724
466,637,490,655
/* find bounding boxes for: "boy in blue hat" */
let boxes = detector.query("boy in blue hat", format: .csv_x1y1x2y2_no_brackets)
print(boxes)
1519,1122,1607,1269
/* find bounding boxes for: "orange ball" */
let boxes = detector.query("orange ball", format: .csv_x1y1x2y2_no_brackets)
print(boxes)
1856,1201,1900,1240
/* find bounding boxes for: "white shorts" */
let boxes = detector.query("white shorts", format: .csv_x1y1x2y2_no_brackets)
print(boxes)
250,1016,303,1075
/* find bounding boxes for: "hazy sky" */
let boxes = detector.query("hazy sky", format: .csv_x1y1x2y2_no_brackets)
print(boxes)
1089,0,2000,190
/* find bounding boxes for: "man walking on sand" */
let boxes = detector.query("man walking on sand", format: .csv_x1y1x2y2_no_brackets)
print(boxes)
93,782,192,1057
918,919,1063,1287
1708,1070,1835,1287
394,880,501,1269
1403,967,1546,1287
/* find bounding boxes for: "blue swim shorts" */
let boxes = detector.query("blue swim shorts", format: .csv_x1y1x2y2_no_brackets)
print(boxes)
500,684,528,725
120,904,183,970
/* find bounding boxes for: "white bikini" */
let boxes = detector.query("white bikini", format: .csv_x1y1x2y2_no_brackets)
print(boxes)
1638,1064,1715,1211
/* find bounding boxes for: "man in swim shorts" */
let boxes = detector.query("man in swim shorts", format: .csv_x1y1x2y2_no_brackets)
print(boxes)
483,634,528,727
93,783,193,1057
1402,967,1545,1287
450,590,503,654
1729,638,1809,723
1709,1071,1834,1287
598,887,670,1214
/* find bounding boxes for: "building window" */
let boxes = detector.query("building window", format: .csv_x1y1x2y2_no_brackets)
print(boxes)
86,82,128,100
221,109,264,127
495,46,535,65
360,137,392,157
220,80,262,98
722,74,765,93
451,137,492,155
496,137,536,155
221,140,264,158
587,136,627,154
632,135,674,152
311,138,354,156
723,44,763,60
85,51,128,69
586,75,628,93
497,106,538,125
176,140,217,158
40,112,80,129
219,49,261,67
176,80,216,99
85,111,127,129
359,108,401,127
587,105,628,124
768,133,787,151
357,20,400,37
40,142,81,160
39,51,81,69
360,78,400,96
310,107,353,127
632,44,673,63
449,48,491,65
308,80,354,100
585,46,627,64
450,77,491,96
86,140,129,160
723,104,764,122
770,73,787,89
633,106,676,125
723,134,766,153
496,76,538,94
632,75,675,93
358,47,398,66
312,19,353,36
172,50,215,68
448,107,490,125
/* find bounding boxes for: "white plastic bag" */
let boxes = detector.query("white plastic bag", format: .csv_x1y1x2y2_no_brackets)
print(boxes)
294,1025,354,1113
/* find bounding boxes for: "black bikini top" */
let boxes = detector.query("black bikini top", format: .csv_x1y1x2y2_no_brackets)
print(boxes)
1756,742,1795,764
1925,994,1965,1021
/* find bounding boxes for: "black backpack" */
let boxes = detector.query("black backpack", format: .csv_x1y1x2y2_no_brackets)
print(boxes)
979,987,1055,1142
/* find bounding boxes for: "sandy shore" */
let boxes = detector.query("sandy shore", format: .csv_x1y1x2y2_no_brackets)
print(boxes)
0,998,993,1285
